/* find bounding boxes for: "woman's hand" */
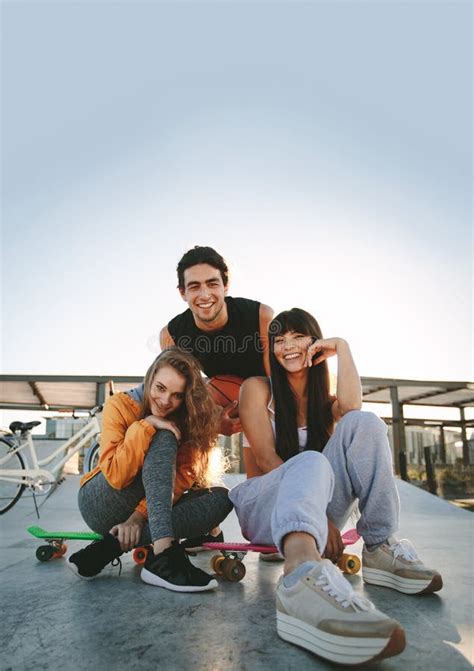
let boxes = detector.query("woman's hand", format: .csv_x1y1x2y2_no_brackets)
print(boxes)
305,337,345,367
145,415,181,442
324,519,344,562
110,512,146,552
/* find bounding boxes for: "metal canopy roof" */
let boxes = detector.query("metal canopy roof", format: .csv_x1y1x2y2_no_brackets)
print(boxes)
0,374,473,412
361,377,474,408
0,376,142,411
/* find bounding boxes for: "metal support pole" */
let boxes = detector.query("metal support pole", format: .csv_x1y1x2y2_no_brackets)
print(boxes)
439,426,446,465
423,446,438,495
96,382,108,406
390,386,408,480
238,433,245,474
460,407,470,466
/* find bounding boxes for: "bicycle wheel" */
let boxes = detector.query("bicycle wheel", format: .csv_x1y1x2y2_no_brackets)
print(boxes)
84,441,100,473
0,438,26,514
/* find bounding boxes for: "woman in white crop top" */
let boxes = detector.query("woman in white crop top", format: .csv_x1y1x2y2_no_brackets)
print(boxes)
228,308,442,666
238,307,361,558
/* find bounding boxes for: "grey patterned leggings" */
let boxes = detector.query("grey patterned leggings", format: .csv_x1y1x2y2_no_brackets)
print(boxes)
78,429,233,545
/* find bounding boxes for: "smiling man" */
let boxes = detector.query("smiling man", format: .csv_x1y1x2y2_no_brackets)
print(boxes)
160,246,273,435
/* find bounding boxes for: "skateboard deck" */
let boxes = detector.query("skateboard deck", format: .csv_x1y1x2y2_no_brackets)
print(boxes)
203,542,279,553
27,525,103,562
203,528,361,581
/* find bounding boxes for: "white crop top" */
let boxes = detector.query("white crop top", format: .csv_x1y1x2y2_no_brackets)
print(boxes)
242,379,307,450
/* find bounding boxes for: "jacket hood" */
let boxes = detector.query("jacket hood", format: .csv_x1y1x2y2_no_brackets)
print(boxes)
127,383,144,405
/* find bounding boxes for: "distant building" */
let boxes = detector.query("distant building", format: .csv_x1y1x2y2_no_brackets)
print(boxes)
387,425,468,465
45,416,89,440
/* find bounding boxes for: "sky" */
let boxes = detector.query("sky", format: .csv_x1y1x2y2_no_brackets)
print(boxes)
1,1,473,407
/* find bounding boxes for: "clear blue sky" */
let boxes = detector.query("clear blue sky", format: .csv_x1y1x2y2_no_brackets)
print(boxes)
2,2,472,391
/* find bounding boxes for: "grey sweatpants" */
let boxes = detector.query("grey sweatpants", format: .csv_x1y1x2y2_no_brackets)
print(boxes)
228,411,400,555
79,429,233,545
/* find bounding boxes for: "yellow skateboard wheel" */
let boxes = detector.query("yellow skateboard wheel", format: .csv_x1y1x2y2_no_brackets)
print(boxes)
211,555,225,575
337,553,361,574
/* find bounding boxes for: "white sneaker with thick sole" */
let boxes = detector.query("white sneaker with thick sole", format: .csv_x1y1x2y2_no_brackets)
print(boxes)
362,537,443,595
276,559,405,665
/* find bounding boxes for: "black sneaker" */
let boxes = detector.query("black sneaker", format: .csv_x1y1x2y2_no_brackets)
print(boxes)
68,533,123,580
141,541,218,592
180,530,224,552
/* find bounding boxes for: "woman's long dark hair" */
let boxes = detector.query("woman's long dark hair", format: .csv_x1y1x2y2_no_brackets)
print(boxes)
269,308,334,461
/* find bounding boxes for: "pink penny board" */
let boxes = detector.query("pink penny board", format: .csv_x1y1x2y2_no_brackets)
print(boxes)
203,542,278,553
341,528,360,545
203,528,359,553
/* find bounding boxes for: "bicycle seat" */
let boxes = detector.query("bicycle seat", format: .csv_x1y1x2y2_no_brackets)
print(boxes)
9,421,42,434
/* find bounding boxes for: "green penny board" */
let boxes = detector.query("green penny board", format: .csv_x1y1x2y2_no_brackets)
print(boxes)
27,525,103,541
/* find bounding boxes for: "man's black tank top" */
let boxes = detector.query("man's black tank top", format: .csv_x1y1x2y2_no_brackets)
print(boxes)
167,297,265,379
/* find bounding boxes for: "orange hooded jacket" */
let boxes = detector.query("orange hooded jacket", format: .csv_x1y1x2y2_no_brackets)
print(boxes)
80,387,196,518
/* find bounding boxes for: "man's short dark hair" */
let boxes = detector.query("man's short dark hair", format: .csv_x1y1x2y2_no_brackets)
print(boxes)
177,246,229,289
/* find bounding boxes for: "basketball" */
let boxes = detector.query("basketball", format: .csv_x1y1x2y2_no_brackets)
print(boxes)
207,375,244,411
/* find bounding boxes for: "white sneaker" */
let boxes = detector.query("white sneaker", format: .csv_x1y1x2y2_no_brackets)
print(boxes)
362,537,443,595
276,560,405,665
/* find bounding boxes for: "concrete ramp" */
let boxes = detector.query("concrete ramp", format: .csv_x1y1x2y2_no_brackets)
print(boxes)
1,474,472,670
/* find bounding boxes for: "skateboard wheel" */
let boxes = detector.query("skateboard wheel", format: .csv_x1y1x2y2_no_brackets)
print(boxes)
211,555,225,575
338,553,361,575
133,546,149,565
52,543,68,558
222,558,246,582
36,545,55,562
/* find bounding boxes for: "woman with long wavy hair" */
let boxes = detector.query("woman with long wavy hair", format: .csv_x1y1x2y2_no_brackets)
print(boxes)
229,308,442,665
68,347,232,592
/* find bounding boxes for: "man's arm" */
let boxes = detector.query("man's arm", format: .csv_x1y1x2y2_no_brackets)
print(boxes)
159,325,176,350
258,303,274,376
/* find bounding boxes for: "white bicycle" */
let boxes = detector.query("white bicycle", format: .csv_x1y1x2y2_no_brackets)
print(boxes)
0,405,102,514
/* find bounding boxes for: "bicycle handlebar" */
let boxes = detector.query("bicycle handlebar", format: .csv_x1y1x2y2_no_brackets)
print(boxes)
90,405,103,417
